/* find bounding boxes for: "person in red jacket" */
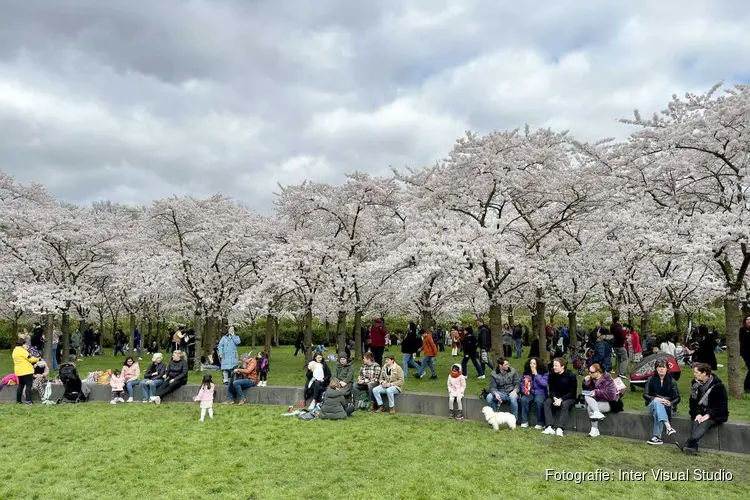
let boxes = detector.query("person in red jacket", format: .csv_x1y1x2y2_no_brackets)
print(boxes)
369,317,387,366
416,329,439,379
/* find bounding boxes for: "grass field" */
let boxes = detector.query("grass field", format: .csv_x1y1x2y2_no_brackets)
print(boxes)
2,345,749,420
1,403,749,500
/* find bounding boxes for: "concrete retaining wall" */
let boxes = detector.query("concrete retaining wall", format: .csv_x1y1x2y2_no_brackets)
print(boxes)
3,383,748,454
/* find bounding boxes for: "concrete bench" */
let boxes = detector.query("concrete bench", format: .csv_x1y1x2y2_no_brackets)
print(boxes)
3,383,748,454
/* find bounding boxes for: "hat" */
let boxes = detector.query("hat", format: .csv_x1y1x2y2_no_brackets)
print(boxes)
338,352,349,362
385,354,395,361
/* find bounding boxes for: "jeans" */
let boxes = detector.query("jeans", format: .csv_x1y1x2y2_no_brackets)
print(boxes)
228,379,256,401
515,338,523,358
140,379,164,400
462,355,483,377
614,347,628,378
114,345,125,356
134,343,141,358
52,343,59,370
648,400,672,437
543,398,576,430
222,370,232,384
486,391,519,418
372,385,400,408
521,393,546,425
125,379,140,399
686,418,718,450
17,374,33,403
480,350,494,372
417,356,436,377
402,354,420,376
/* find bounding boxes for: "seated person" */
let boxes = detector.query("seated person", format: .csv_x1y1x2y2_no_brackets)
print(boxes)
334,353,354,398
372,355,404,415
141,353,166,402
541,358,578,437
677,363,728,455
225,353,258,405
581,363,620,437
520,357,548,429
319,378,355,420
354,352,381,409
485,357,520,420
644,359,680,445
303,353,331,410
152,350,188,404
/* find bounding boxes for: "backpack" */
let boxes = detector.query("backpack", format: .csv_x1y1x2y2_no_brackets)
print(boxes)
358,392,371,410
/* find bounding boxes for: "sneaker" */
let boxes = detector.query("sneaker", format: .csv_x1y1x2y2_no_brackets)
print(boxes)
555,428,564,437
389,408,396,415
308,401,316,411
142,400,149,403
521,423,529,428
588,428,600,438
456,410,464,421
25,401,32,406
683,447,699,455
477,375,486,380
223,400,235,405
238,399,247,405
153,396,161,405
534,425,544,430
542,426,555,435
126,397,133,403
666,426,677,436
647,436,663,445
110,399,117,405
118,397,125,403
449,410,455,419
138,357,143,360
199,419,204,422
375,407,384,413
590,411,606,421
430,375,438,380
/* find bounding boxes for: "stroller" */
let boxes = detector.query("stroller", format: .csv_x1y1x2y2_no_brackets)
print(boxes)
57,363,88,403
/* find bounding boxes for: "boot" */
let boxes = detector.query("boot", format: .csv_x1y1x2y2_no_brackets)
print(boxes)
449,409,455,419
456,410,464,421
369,401,376,412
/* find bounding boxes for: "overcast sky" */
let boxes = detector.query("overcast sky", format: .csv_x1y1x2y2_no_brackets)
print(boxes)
1,0,749,213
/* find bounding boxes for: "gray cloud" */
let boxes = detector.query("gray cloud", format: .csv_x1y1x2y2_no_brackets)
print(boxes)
1,0,749,213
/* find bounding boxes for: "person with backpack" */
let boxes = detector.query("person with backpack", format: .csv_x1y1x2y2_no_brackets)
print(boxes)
257,351,270,386
512,324,523,359
401,322,422,378
581,363,620,437
354,352,381,410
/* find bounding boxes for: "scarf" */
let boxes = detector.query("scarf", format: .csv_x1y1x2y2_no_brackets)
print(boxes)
691,375,714,408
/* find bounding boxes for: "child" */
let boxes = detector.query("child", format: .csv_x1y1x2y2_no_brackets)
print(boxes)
194,374,215,421
257,351,269,387
447,363,466,421
110,369,125,404
447,363,467,420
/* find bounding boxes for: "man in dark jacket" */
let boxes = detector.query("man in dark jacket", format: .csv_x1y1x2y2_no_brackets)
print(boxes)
334,353,354,388
486,358,520,418
31,324,44,352
461,326,484,379
677,363,729,455
153,350,189,404
542,357,578,437
477,319,493,372
512,324,523,359
611,317,628,379
294,331,305,357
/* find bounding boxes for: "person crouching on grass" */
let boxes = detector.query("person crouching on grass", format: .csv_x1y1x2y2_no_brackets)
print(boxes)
447,364,466,420
110,369,125,404
194,374,215,421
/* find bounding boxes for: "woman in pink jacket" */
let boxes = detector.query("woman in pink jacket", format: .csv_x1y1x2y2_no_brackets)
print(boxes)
121,357,141,403
447,363,467,421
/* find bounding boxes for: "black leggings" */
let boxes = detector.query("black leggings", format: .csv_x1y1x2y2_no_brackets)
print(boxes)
17,374,33,403
155,378,186,399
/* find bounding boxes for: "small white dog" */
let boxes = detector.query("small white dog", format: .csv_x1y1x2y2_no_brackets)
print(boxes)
482,406,517,430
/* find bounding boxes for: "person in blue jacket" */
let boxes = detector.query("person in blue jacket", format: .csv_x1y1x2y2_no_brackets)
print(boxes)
218,326,241,385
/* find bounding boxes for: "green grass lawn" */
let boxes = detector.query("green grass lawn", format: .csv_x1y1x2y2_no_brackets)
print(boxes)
2,345,749,420
1,404,748,500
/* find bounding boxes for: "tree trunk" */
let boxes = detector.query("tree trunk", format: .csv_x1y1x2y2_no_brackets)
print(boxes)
336,310,347,354
535,289,548,364
147,316,153,348
507,306,514,334
724,298,743,398
567,311,576,341
304,307,313,358
627,311,634,329
353,309,363,360
672,306,683,337
128,312,136,353
325,319,330,344
742,300,750,320
264,314,274,355
11,318,19,339
420,309,433,333
273,317,280,347
192,310,203,371
610,309,620,321
488,303,503,361
251,319,257,349
44,314,54,368
61,311,71,363
640,312,651,336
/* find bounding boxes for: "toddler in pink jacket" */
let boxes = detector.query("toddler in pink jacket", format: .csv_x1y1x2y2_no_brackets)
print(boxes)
110,370,125,404
194,374,216,421
448,363,467,421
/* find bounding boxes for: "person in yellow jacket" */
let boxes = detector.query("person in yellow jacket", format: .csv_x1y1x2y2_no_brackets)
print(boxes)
13,339,39,405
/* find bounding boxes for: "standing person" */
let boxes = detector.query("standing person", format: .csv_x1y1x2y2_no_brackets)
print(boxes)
372,355,404,415
401,322,422,378
502,328,512,359
71,328,82,359
695,325,718,370
354,352,381,409
644,359,680,445
13,339,38,405
152,350,189,404
628,327,643,364
51,327,61,371
31,323,44,353
94,330,102,355
369,317,387,366
134,327,142,360
611,316,628,379
512,324,523,359
520,357,548,429
83,326,94,356
122,356,141,403
461,326,484,379
416,328,439,379
677,364,729,455
218,326,241,385
257,351,270,387
141,353,166,402
477,319,494,373
450,325,460,357
434,326,445,353
293,331,305,357
741,316,750,394
113,329,126,357
581,363,619,438
541,358,578,437
110,369,125,404
447,364,466,420
194,374,216,421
